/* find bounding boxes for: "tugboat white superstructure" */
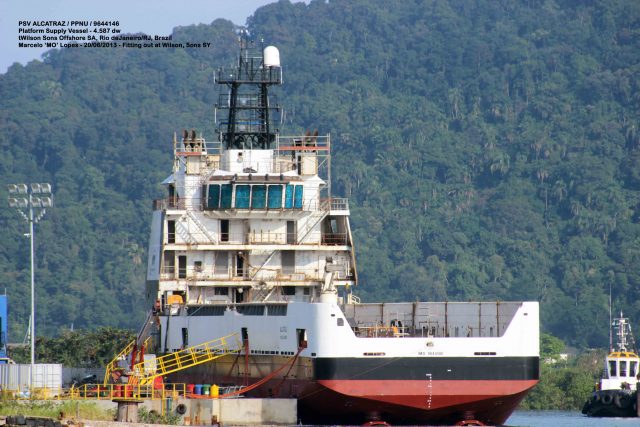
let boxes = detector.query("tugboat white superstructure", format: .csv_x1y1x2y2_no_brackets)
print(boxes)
143,38,540,425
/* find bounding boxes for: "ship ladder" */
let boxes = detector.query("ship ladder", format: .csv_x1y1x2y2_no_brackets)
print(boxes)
297,199,330,244
252,283,278,302
136,309,158,348
129,332,242,386
249,251,278,281
185,210,217,244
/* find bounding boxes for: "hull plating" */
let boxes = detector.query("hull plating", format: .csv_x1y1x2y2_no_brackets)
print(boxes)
168,355,539,425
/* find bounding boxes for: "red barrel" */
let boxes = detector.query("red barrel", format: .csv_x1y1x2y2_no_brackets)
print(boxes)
186,384,195,395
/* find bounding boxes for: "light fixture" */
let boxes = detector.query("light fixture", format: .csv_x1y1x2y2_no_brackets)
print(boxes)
7,184,28,194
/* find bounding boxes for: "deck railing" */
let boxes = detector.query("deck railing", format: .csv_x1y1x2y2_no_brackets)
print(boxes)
0,383,187,402
154,195,350,213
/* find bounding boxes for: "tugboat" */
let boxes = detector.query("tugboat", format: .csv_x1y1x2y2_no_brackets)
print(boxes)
138,36,540,425
582,315,639,417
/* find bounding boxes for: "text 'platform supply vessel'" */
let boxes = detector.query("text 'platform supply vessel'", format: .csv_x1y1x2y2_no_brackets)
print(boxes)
141,38,540,426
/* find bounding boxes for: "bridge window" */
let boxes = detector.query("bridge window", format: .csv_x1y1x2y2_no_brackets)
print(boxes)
208,183,300,210
251,185,266,209
609,360,617,377
220,184,232,208
235,185,250,208
267,185,283,209
294,185,304,208
206,184,220,209
285,184,294,208
620,360,627,377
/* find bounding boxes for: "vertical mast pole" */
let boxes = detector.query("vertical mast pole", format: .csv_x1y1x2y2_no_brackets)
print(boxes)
609,282,613,352
29,190,35,390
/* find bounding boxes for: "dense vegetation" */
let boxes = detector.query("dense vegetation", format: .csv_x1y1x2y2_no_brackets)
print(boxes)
520,334,603,410
9,327,135,367
1,0,639,352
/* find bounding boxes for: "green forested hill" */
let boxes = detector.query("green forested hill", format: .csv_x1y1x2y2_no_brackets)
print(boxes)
1,0,639,348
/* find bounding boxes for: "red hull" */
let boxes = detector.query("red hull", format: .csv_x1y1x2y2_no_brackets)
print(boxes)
171,369,537,425
299,379,537,425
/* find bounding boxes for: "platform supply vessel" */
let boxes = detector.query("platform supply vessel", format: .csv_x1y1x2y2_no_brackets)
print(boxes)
141,38,540,426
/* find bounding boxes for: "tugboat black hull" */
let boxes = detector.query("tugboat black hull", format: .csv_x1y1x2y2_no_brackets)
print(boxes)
582,389,637,417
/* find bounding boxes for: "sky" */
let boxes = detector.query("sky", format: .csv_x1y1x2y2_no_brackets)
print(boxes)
0,0,281,73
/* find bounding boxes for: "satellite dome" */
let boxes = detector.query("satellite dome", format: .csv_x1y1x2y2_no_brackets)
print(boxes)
263,46,280,67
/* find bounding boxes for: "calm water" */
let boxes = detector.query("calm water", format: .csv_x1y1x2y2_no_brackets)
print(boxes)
303,411,637,426
506,410,638,427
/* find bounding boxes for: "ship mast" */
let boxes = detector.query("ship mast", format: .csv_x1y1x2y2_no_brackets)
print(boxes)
612,314,636,353
215,33,282,149
609,283,613,352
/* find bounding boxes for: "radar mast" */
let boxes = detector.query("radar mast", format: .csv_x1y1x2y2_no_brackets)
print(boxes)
215,32,282,149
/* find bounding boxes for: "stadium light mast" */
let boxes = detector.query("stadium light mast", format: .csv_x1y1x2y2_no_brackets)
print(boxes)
7,183,53,391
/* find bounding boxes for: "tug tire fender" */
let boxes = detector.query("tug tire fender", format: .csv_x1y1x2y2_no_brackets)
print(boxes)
601,392,613,405
614,393,632,409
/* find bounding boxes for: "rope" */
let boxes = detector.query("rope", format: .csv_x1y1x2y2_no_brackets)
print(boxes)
188,346,304,399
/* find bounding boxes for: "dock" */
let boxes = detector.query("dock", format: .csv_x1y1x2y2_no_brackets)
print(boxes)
3,398,297,426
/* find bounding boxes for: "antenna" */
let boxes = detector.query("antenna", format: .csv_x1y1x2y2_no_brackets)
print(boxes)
609,282,613,352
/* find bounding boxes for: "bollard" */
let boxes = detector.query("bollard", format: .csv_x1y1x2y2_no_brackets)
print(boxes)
113,399,142,422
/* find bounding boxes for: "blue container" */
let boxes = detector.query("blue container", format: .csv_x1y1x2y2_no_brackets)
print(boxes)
194,384,202,395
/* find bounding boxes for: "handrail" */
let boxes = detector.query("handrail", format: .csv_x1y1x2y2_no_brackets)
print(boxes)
162,231,348,247
129,333,242,386
155,195,349,213
4,383,187,401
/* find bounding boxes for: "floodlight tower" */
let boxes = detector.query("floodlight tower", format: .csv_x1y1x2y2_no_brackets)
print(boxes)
7,183,53,390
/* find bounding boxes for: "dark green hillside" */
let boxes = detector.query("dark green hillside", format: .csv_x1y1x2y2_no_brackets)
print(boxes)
1,0,639,349
0,20,238,337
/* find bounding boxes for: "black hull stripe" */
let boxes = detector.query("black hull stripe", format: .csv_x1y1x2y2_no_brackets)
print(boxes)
314,356,539,380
